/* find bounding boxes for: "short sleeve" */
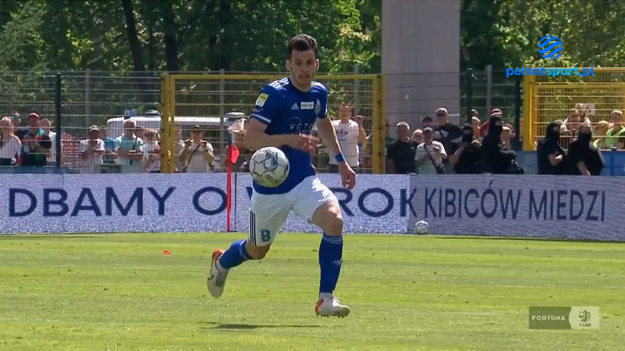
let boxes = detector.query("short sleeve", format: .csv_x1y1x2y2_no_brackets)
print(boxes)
437,142,447,156
251,85,280,125
78,140,87,153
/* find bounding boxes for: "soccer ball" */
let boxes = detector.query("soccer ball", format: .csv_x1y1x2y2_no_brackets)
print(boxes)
414,220,429,234
249,147,290,187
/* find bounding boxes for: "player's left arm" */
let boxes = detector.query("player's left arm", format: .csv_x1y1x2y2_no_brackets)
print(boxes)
316,117,343,159
355,115,367,150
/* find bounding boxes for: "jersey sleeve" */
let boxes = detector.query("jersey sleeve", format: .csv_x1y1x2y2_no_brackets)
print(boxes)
251,85,280,125
318,86,329,119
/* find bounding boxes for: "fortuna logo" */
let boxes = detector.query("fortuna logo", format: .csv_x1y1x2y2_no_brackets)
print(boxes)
291,103,299,110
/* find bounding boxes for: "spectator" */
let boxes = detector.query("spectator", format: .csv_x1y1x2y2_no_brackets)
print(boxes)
19,112,51,167
471,116,481,140
593,120,611,149
0,116,21,165
411,129,423,144
134,125,145,141
481,112,523,174
100,126,117,164
501,126,512,151
385,122,418,174
179,125,214,173
384,121,394,148
562,107,592,135
115,119,144,167
605,110,625,149
328,102,367,173
449,124,482,174
567,123,604,176
78,125,105,174
433,107,462,173
12,111,28,139
415,127,447,174
421,116,434,129
537,122,567,175
560,109,583,145
172,123,186,172
39,118,57,165
143,129,161,173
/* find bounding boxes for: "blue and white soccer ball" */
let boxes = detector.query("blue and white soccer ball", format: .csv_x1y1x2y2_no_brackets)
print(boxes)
414,220,429,234
249,147,290,188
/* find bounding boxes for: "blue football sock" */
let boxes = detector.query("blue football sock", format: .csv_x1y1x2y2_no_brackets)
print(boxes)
219,239,252,269
319,233,343,294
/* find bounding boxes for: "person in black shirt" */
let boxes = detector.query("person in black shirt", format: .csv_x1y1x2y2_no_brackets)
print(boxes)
567,124,605,176
19,112,51,167
449,124,482,174
433,107,462,173
481,113,522,174
537,121,567,174
386,122,418,174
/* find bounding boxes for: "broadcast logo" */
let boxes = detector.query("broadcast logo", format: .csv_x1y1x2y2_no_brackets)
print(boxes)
537,35,564,60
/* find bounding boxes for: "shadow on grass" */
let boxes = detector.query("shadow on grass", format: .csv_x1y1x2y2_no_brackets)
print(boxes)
199,321,323,330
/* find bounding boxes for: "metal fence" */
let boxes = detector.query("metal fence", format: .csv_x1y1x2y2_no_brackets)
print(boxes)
0,69,528,174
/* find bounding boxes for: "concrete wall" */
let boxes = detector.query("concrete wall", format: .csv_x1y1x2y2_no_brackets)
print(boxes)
382,0,461,131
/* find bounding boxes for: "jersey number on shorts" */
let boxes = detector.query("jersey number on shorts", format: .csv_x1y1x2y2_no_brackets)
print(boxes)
260,229,271,243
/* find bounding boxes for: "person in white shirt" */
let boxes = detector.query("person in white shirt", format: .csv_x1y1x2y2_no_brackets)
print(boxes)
143,129,161,173
415,127,447,174
179,125,214,173
328,102,367,172
0,116,21,165
79,125,105,174
40,118,57,165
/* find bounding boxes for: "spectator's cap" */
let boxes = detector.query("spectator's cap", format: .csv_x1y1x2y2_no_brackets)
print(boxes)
471,109,479,116
435,107,448,115
490,108,503,117
88,125,99,132
423,127,433,134
191,125,202,131
11,111,20,119
27,112,40,120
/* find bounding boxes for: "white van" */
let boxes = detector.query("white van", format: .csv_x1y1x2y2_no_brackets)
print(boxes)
106,112,246,141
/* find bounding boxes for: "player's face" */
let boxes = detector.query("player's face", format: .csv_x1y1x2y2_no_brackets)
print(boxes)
286,49,319,87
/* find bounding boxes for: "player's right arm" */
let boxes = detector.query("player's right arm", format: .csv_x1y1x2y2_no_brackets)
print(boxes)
245,86,316,153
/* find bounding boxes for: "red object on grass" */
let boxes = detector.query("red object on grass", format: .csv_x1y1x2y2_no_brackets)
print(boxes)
162,250,171,255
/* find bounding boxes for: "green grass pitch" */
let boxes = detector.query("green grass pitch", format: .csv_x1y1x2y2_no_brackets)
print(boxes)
1,233,624,350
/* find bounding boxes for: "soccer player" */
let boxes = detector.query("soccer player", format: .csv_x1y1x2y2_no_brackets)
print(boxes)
207,34,356,318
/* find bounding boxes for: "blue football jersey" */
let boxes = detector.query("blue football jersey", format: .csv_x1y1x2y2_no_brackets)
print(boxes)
250,77,328,194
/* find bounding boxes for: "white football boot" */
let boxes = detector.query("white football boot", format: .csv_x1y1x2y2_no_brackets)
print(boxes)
207,249,229,298
315,295,351,318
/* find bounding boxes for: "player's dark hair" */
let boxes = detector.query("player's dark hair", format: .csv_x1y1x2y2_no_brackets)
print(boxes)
287,34,318,59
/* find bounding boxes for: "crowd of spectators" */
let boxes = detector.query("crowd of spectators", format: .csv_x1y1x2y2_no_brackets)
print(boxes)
0,105,616,176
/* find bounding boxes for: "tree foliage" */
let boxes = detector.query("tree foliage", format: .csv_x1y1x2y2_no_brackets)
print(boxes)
0,0,381,74
461,0,625,70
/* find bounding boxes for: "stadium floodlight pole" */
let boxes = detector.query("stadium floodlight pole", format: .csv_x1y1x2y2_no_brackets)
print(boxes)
55,72,62,170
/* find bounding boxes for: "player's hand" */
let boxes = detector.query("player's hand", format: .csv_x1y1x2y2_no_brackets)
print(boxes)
338,162,356,190
289,134,318,154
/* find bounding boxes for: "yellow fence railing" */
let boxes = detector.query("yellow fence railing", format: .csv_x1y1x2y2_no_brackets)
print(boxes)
160,73,385,173
524,67,625,150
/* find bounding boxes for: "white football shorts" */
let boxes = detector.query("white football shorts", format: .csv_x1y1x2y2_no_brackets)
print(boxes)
249,175,337,246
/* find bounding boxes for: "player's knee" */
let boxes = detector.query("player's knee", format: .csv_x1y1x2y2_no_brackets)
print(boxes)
326,216,343,235
324,205,343,235
245,242,271,260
